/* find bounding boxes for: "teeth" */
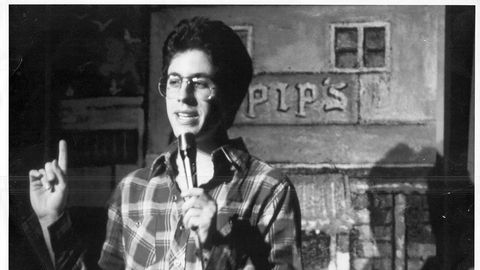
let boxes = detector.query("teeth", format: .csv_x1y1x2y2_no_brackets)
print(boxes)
178,112,196,118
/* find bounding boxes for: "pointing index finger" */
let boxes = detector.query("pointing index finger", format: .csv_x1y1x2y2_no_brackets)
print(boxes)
58,140,68,173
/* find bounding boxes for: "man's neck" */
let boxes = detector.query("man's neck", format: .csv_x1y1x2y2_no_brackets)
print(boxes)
175,128,230,190
196,127,229,154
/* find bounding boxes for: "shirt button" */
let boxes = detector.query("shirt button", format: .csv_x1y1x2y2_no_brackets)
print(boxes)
179,224,184,230
172,195,177,201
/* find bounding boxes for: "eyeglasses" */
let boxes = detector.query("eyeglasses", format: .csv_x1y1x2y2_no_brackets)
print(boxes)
158,74,216,101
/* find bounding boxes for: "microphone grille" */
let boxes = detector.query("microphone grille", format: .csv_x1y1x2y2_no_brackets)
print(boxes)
178,132,196,151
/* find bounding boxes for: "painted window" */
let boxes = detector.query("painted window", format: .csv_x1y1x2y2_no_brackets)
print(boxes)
331,22,390,72
231,25,253,56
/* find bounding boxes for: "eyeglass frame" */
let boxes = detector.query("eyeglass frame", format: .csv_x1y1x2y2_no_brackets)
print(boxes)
157,74,217,101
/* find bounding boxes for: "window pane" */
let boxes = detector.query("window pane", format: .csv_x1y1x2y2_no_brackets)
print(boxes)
364,50,385,67
336,51,358,68
335,27,358,50
364,27,385,50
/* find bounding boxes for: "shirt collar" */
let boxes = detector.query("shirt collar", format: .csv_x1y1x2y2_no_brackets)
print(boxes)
148,137,249,181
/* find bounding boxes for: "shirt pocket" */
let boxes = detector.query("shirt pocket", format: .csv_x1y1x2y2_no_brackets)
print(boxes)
122,215,157,269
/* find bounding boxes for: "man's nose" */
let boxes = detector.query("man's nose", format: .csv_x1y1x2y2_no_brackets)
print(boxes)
177,79,196,101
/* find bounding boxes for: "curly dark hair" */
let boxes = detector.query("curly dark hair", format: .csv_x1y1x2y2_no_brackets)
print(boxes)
162,17,253,129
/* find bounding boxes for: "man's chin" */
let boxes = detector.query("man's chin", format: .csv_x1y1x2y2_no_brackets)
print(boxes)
173,127,200,137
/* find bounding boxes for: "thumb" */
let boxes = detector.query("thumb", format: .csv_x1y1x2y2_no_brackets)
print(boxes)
58,140,68,173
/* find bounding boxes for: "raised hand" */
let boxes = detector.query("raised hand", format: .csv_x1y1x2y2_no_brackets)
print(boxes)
29,140,68,226
181,188,217,245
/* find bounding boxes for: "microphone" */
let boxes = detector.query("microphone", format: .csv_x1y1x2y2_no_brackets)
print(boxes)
178,132,197,188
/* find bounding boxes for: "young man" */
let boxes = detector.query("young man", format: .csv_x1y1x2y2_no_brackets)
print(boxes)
28,17,302,269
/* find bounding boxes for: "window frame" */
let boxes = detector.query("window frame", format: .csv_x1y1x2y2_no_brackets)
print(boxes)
231,24,253,57
330,21,391,73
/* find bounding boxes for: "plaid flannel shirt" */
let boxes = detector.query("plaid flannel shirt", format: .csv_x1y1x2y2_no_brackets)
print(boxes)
23,138,302,270
99,138,302,269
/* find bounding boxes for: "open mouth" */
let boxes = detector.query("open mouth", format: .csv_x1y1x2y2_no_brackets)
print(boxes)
175,111,199,121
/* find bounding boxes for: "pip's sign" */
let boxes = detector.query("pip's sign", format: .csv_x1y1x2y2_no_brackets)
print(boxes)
235,74,358,125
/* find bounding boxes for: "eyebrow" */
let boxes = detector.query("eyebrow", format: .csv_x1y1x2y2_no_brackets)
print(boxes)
168,72,213,78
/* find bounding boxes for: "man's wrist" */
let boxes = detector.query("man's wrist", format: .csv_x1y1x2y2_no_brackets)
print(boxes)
37,213,64,264
38,211,64,228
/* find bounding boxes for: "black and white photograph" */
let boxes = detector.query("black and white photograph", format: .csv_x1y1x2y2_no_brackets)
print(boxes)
8,5,474,270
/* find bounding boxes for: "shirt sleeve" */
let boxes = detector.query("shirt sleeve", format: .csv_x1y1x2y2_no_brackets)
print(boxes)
47,212,89,270
258,178,303,270
21,210,89,270
98,183,125,270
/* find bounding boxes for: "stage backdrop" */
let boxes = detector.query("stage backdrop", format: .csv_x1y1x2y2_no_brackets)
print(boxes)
147,6,445,270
